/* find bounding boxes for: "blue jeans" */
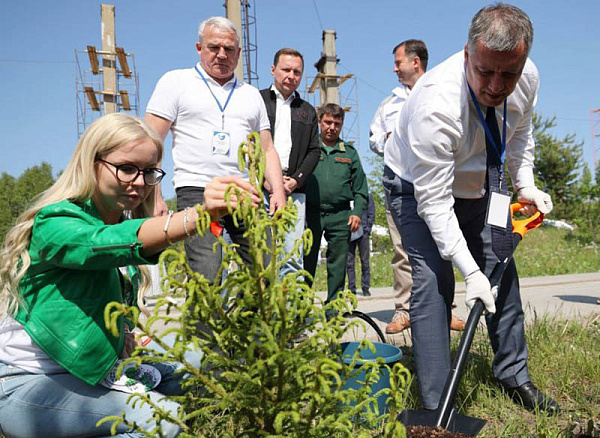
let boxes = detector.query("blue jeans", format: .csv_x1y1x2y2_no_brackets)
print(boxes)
0,337,203,438
264,191,306,278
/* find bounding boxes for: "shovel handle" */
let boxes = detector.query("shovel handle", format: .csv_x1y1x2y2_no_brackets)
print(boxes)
511,203,544,238
436,299,485,429
437,204,544,428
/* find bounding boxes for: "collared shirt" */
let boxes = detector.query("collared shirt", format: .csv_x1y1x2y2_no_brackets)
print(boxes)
386,51,539,276
369,84,410,157
146,63,270,188
270,84,294,170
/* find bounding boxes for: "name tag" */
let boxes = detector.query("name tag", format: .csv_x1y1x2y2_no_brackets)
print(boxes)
212,131,231,155
486,189,511,230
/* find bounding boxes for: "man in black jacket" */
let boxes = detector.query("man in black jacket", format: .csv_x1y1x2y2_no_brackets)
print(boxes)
260,48,320,276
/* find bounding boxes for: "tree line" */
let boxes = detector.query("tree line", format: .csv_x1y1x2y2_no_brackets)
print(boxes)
0,163,55,242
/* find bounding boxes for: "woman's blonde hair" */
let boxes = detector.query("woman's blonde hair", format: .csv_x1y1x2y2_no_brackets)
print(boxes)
0,113,164,317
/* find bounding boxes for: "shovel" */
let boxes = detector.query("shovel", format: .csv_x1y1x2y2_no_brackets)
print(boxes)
398,203,544,436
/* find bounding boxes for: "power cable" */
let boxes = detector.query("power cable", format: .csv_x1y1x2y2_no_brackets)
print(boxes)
338,62,387,97
0,59,74,64
312,0,324,31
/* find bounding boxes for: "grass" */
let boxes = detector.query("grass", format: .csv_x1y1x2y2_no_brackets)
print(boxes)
313,226,600,292
408,311,600,437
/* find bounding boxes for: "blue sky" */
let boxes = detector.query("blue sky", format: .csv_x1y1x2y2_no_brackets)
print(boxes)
1,0,598,199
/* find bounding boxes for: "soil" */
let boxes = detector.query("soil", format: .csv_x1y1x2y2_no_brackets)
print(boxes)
406,425,473,438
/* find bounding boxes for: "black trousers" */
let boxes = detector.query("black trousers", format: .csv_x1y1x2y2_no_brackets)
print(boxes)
346,234,371,292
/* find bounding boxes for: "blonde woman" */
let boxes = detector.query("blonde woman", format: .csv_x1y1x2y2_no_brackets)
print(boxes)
0,113,259,437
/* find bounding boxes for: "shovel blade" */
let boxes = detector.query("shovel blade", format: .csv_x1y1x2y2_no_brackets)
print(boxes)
398,409,486,436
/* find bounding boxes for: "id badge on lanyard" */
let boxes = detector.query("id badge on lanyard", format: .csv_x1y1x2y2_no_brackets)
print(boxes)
486,187,511,230
195,65,236,157
468,85,510,231
212,131,231,155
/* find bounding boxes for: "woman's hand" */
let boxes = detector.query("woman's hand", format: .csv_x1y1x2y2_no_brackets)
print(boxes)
203,176,261,221
139,176,261,257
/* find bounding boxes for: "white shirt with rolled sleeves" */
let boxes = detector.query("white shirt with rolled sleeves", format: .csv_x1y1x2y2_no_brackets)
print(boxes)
369,85,410,157
146,63,270,189
386,51,539,277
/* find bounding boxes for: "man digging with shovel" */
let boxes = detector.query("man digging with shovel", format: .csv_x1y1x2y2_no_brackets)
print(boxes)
384,2,559,420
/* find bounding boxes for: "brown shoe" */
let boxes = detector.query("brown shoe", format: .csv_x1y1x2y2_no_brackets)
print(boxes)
450,314,466,331
386,312,410,334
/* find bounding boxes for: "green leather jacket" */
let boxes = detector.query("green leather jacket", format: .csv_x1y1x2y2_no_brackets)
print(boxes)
13,199,158,385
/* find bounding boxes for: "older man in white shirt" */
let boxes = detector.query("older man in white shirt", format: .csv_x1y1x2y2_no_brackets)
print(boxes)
145,16,285,283
384,4,558,414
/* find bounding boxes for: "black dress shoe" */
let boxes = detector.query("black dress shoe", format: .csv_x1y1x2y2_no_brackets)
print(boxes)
504,382,560,415
362,289,371,296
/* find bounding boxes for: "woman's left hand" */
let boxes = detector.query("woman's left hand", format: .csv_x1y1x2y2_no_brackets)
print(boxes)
203,176,261,221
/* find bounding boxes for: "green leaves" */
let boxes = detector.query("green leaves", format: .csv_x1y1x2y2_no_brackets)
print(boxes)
0,163,55,243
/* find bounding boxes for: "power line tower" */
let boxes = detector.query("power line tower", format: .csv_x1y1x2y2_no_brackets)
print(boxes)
306,30,360,148
75,4,139,137
225,0,259,85
590,108,600,171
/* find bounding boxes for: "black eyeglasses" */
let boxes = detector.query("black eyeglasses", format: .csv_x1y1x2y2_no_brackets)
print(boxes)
97,159,166,186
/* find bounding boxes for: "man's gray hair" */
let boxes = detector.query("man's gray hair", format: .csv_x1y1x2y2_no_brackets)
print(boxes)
468,3,533,55
198,16,240,47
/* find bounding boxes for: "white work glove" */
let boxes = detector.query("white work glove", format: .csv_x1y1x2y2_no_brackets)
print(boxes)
464,270,497,314
517,187,553,216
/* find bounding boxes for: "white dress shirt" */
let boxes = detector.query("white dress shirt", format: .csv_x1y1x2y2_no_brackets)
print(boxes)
387,51,539,277
369,85,410,157
271,84,294,170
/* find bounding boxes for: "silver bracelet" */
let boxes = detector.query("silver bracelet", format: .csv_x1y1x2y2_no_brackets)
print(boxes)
183,207,193,237
163,210,174,245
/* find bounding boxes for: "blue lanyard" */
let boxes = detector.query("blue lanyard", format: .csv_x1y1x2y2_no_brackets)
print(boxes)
467,84,507,172
195,65,237,130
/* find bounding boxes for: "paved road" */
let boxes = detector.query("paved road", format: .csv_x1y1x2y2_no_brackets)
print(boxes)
319,272,600,345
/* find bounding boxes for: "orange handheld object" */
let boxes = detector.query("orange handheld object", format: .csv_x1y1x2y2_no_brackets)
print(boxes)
210,221,224,237
510,203,544,238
